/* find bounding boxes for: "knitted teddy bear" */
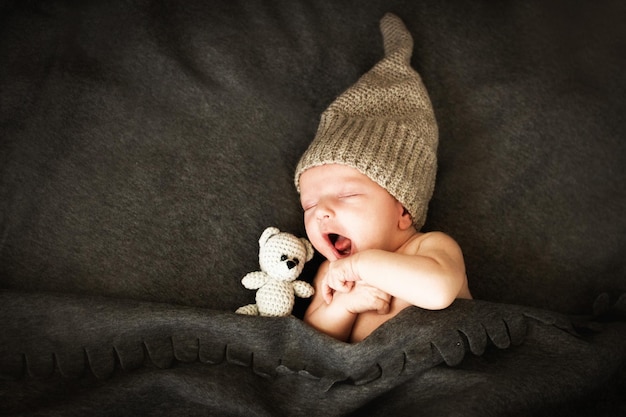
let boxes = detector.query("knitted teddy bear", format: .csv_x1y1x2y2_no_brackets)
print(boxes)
236,227,315,317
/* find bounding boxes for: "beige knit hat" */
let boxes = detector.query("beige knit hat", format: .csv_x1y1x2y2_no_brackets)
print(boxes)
294,13,438,230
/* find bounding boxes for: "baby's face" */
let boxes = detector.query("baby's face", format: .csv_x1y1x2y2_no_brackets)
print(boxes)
299,164,409,261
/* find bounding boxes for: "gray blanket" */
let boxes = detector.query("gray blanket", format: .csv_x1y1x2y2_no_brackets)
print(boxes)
2,291,625,416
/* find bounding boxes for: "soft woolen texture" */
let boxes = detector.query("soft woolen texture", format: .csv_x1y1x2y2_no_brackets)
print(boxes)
236,227,314,317
294,13,438,230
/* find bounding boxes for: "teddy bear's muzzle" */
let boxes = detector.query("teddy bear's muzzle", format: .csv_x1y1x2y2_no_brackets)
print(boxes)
286,259,299,269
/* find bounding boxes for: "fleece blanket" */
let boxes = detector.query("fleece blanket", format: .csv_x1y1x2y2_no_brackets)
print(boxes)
1,291,625,416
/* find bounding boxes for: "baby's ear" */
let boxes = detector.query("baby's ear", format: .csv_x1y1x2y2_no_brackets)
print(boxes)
301,238,314,262
398,206,413,230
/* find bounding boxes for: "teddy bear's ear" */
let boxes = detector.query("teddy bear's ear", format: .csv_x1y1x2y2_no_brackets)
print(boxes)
301,238,314,262
259,227,280,247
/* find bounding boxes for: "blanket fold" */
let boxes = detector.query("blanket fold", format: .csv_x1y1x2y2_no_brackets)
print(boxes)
1,290,625,416
0,289,598,382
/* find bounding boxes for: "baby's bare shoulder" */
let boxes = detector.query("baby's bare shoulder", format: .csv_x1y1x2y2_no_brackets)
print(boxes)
401,231,461,255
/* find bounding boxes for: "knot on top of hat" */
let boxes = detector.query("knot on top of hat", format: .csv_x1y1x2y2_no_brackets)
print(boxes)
324,13,432,126
380,13,414,66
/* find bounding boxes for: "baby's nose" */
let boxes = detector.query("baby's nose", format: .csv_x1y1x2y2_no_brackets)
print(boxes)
315,200,334,221
316,212,330,221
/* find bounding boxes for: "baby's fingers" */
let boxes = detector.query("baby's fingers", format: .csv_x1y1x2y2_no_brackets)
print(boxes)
322,279,334,304
339,280,355,292
326,275,354,293
372,288,391,314
376,300,390,315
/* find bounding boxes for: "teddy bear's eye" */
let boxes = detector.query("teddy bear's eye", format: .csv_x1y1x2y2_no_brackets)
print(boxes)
280,255,288,262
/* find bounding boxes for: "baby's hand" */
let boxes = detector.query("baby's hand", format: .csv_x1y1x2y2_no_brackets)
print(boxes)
330,282,391,315
322,257,390,314
321,257,359,303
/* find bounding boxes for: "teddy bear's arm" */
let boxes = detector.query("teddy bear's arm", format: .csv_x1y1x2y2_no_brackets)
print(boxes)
241,271,269,290
292,280,315,298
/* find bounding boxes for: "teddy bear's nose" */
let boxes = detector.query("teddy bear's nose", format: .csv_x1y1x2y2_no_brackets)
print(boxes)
286,258,300,269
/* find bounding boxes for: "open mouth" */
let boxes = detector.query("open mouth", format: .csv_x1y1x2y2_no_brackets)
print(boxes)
328,233,352,257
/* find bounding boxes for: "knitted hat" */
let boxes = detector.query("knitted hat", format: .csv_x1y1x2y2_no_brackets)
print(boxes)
294,13,438,230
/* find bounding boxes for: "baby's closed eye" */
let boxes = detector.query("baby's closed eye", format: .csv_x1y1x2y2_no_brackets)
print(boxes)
338,193,363,202
300,198,316,211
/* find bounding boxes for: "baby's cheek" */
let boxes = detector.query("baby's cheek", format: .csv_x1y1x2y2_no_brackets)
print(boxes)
303,216,316,235
306,232,324,254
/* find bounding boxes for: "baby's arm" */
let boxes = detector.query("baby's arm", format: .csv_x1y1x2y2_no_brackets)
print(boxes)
325,232,468,310
304,261,390,342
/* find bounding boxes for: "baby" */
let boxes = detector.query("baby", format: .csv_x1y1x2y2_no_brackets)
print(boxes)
294,14,472,343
